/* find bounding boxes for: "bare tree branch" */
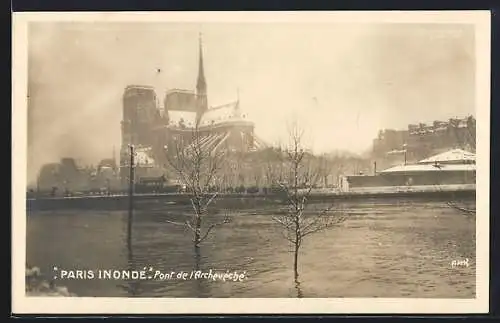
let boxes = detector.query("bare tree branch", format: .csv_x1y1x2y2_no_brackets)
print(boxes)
199,214,231,243
164,220,188,226
446,201,476,215
205,192,219,208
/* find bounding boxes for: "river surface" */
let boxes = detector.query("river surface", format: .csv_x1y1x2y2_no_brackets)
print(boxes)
26,198,476,298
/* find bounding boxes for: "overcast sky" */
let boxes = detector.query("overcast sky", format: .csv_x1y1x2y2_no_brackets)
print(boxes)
27,22,475,182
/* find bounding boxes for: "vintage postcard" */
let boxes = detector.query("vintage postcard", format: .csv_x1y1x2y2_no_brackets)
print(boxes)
12,11,490,314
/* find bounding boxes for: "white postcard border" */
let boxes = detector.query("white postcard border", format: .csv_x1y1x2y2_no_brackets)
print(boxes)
12,10,491,314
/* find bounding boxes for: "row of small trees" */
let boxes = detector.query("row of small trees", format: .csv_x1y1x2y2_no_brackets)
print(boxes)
162,120,346,284
202,147,366,190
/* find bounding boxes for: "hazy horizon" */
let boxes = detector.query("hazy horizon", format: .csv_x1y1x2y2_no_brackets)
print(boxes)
27,22,476,184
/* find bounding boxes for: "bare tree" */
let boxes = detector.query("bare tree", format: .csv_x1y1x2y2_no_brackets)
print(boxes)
446,200,476,214
263,147,285,191
443,116,476,214
270,122,347,282
430,157,476,215
251,158,263,190
315,153,335,188
165,124,230,248
228,150,246,192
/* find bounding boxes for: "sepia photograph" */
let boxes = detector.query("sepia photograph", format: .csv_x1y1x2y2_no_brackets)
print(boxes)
12,11,490,314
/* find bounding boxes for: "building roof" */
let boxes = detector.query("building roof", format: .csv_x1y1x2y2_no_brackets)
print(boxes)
167,110,198,128
125,85,155,91
417,149,476,164
380,163,475,174
165,88,195,95
199,101,252,127
165,101,253,130
135,148,155,166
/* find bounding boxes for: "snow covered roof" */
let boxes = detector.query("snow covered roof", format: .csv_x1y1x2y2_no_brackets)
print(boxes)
165,100,252,129
380,163,475,174
418,149,475,164
167,110,198,128
165,88,195,95
199,101,249,127
135,148,155,166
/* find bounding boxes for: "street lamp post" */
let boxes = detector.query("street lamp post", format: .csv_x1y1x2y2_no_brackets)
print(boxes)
127,145,135,246
36,176,40,197
403,144,408,165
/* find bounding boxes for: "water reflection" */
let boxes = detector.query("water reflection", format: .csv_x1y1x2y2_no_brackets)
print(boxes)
294,276,304,298
193,246,211,297
123,241,142,296
119,210,142,297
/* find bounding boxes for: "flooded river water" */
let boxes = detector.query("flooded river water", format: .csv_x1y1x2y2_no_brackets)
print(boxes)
26,198,476,298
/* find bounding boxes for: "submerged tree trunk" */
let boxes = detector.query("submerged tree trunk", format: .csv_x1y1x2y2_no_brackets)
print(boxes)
194,244,201,271
293,242,303,298
293,241,300,280
193,244,206,297
194,213,202,246
294,276,304,298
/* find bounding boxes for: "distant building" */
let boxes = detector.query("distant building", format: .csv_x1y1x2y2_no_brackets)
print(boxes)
119,35,267,184
97,156,117,172
372,116,476,169
37,163,61,191
341,149,476,194
37,158,89,193
36,156,120,195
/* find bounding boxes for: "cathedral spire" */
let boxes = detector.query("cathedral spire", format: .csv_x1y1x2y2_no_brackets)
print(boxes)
235,87,242,118
196,33,208,114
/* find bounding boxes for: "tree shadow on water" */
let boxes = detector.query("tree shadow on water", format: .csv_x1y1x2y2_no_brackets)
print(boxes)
126,240,142,297
294,271,304,298
118,224,142,297
193,246,211,297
